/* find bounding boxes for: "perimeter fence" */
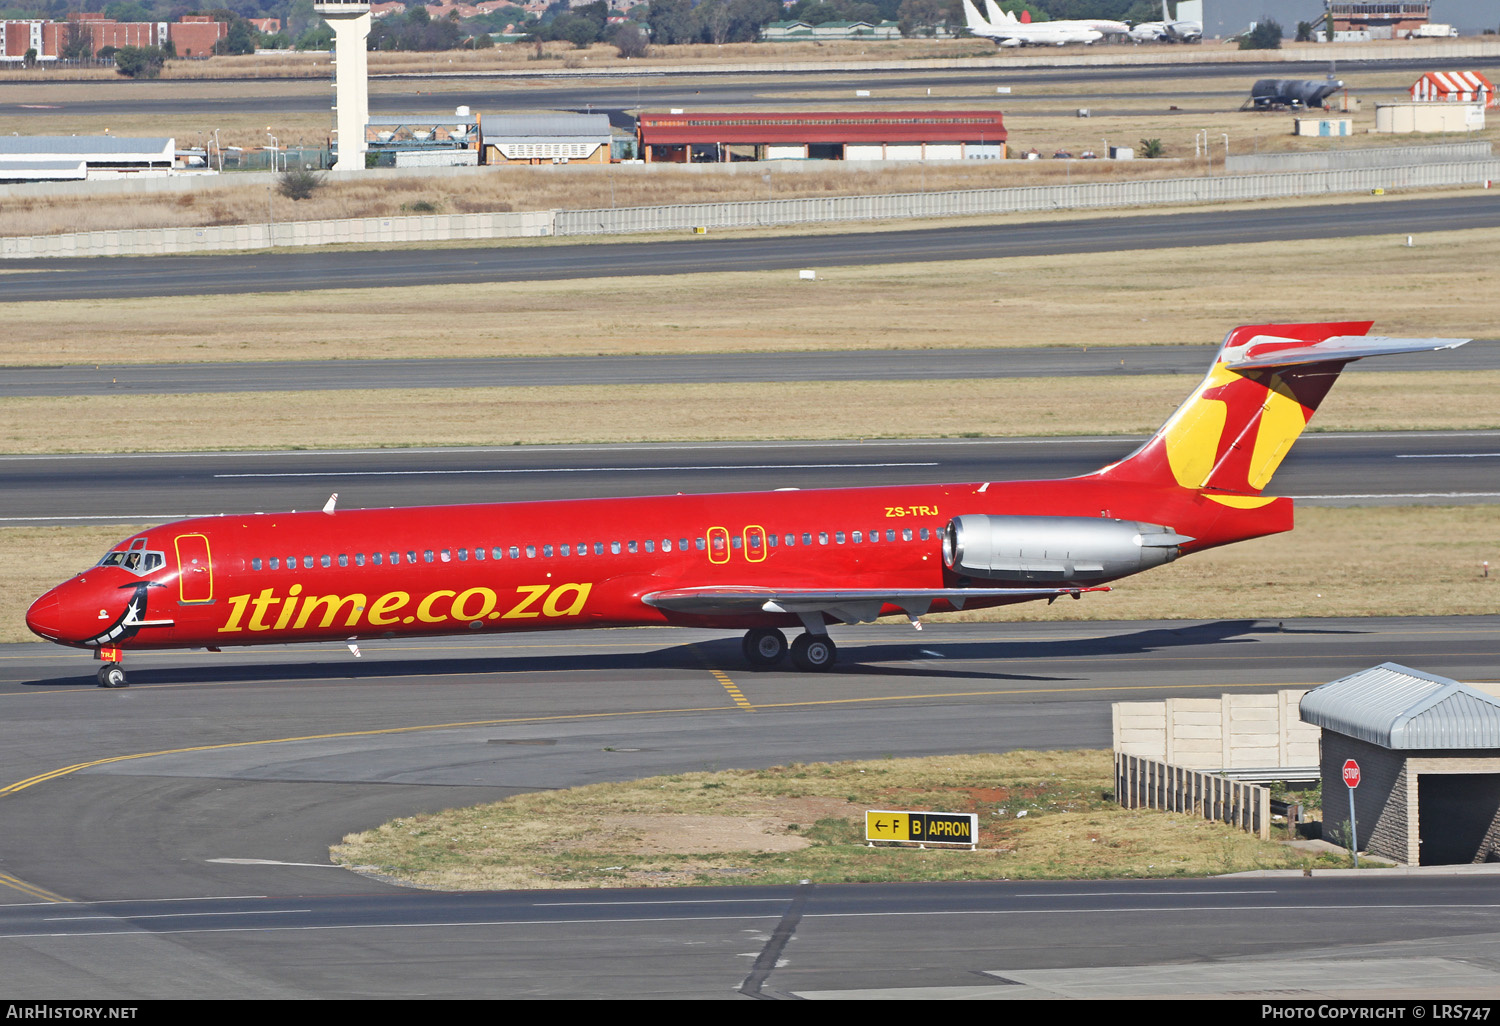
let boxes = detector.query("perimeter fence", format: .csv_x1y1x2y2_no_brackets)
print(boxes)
4,159,1498,258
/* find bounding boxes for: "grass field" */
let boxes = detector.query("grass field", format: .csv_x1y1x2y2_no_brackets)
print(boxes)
329,749,1341,890
1,371,1494,454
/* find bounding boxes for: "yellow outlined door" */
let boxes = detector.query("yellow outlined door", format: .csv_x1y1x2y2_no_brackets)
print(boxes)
743,525,767,563
707,526,731,565
175,534,214,604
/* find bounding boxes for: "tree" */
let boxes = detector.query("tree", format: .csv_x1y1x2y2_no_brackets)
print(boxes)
1295,20,1314,42
1239,18,1283,50
611,21,649,56
276,166,326,201
61,20,94,61
114,45,166,78
1138,137,1164,158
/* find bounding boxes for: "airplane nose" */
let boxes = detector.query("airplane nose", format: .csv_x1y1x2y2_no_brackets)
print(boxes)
25,592,61,641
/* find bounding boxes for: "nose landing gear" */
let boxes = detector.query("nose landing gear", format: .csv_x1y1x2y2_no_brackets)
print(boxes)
95,646,127,688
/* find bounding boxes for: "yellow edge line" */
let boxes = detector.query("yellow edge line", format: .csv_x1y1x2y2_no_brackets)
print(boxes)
0,679,1320,799
0,871,69,903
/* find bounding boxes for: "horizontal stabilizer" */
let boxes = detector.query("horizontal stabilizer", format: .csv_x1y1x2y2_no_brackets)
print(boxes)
1223,334,1471,371
645,585,1107,624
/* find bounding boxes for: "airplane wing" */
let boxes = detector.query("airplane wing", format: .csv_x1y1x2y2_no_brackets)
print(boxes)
643,584,1108,625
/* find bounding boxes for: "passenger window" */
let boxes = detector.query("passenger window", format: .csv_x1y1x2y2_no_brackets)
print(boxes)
628,541,638,554
836,532,846,544
473,548,484,561
338,554,348,567
887,530,896,542
680,538,689,551
695,537,705,551
767,535,777,548
644,540,654,553
407,551,418,564
611,541,621,554
493,547,505,560
594,542,604,555
818,532,828,545
372,553,383,566
662,539,673,552
730,537,741,550
852,531,863,543
543,545,553,558
803,533,813,546
902,528,913,541
440,549,451,563
355,553,365,567
526,545,536,558
304,556,315,569
919,528,930,541
560,544,570,557
252,558,262,571
711,536,725,552
509,546,520,560
424,550,434,563
269,557,280,570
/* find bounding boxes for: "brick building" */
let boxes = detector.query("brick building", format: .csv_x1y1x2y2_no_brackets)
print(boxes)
1301,663,1500,865
0,13,226,61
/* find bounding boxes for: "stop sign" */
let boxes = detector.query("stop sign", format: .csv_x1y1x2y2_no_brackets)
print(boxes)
1343,759,1361,788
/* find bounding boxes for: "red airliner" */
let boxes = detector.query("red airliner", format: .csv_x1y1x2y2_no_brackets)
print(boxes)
26,322,1468,687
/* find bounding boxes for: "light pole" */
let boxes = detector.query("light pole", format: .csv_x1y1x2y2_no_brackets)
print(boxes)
267,130,280,172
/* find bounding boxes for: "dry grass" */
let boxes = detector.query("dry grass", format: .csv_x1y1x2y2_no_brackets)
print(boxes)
329,749,1335,890
0,157,1203,238
4,229,1498,366
0,371,1493,455
7,507,1494,645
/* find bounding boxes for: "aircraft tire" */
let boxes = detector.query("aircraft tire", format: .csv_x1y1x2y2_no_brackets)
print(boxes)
741,628,788,668
790,634,836,672
96,663,128,689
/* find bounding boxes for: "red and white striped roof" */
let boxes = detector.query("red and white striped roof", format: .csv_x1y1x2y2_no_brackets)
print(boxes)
1410,70,1496,109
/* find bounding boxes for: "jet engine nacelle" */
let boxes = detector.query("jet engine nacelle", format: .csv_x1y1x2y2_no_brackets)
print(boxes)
942,514,1191,582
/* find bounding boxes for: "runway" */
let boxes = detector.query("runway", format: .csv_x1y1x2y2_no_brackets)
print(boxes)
5,56,1493,121
3,615,1499,997
5,195,1499,300
7,341,1499,397
4,431,1499,526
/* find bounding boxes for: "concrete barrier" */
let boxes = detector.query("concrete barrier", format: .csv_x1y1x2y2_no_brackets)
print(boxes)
5,159,1497,258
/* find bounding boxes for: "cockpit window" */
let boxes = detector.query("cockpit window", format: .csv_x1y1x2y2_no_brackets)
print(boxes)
97,544,164,575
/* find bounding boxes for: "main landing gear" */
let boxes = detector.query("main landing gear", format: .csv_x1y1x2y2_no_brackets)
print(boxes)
740,628,837,672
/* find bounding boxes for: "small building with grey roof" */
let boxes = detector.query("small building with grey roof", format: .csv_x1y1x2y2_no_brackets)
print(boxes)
0,136,176,181
1301,663,1500,865
480,114,611,166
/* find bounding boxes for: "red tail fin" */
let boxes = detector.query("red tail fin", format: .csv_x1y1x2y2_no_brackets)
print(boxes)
1096,321,1472,495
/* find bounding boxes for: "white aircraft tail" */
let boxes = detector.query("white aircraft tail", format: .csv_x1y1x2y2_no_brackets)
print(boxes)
984,0,1011,25
961,0,991,33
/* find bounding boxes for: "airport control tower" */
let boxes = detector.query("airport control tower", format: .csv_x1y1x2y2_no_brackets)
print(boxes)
314,0,371,171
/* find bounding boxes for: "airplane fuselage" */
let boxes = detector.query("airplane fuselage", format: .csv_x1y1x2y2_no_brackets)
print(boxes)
25,474,1282,654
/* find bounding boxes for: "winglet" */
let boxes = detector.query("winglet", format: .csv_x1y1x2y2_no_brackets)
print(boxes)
322,493,338,515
